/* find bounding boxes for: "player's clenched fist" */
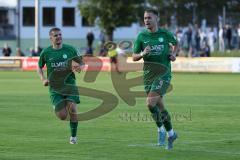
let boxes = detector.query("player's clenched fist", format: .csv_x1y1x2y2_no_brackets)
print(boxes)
42,79,49,86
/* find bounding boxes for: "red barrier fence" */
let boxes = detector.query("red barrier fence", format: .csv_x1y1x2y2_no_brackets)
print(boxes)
0,57,240,73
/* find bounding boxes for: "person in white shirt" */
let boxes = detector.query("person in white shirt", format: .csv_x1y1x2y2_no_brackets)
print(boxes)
219,27,225,52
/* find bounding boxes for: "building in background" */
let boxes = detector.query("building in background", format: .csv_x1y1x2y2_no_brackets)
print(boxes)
18,0,139,39
0,0,16,40
0,0,140,40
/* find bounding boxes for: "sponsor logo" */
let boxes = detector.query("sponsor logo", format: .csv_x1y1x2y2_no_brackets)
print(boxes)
63,54,67,59
158,37,164,42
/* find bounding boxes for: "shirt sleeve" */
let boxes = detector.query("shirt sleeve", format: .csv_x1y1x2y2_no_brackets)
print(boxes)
72,47,84,65
167,31,178,45
38,50,46,68
133,33,142,54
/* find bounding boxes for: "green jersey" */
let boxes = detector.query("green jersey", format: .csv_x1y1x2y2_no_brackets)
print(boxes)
133,28,177,83
38,44,83,94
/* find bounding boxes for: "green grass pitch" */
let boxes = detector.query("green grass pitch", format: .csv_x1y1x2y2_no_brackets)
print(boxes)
0,71,239,160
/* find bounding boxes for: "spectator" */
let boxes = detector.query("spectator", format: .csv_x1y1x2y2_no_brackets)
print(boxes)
30,47,35,56
218,26,225,52
186,26,192,53
30,47,40,57
36,46,42,55
191,24,201,57
175,28,184,56
200,29,207,50
2,43,12,56
86,30,94,56
238,24,240,49
87,30,95,48
200,41,210,57
226,24,232,51
232,26,238,49
16,47,25,57
85,47,93,57
207,27,216,52
195,26,201,52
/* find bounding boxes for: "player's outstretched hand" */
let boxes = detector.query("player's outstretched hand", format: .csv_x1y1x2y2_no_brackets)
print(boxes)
42,79,49,86
72,65,82,73
169,54,176,62
72,60,84,73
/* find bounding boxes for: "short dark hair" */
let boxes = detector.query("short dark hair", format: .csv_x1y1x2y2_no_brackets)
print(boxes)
144,9,159,16
49,27,61,35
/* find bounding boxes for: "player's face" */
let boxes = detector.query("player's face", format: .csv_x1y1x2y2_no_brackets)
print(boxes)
144,12,158,30
50,30,62,46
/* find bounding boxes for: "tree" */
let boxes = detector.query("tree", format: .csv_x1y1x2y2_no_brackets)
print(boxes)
148,0,240,26
147,0,175,26
78,0,145,41
77,0,240,39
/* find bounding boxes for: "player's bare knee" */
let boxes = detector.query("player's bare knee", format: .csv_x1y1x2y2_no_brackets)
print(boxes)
57,113,67,120
67,102,77,113
146,97,158,108
55,110,68,120
59,114,68,120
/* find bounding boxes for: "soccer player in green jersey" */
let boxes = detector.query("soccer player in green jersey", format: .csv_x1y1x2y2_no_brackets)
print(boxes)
38,27,83,144
132,9,178,150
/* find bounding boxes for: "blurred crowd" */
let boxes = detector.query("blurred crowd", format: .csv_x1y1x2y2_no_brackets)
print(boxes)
1,24,240,58
0,43,42,57
174,24,240,57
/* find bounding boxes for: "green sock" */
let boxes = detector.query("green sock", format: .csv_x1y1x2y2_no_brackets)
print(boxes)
161,109,172,131
149,106,163,128
70,121,78,137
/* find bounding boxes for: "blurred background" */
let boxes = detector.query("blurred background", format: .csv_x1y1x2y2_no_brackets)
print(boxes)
0,0,240,57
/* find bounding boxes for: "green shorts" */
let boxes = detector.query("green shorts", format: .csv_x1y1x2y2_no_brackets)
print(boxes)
50,93,80,112
144,78,170,96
